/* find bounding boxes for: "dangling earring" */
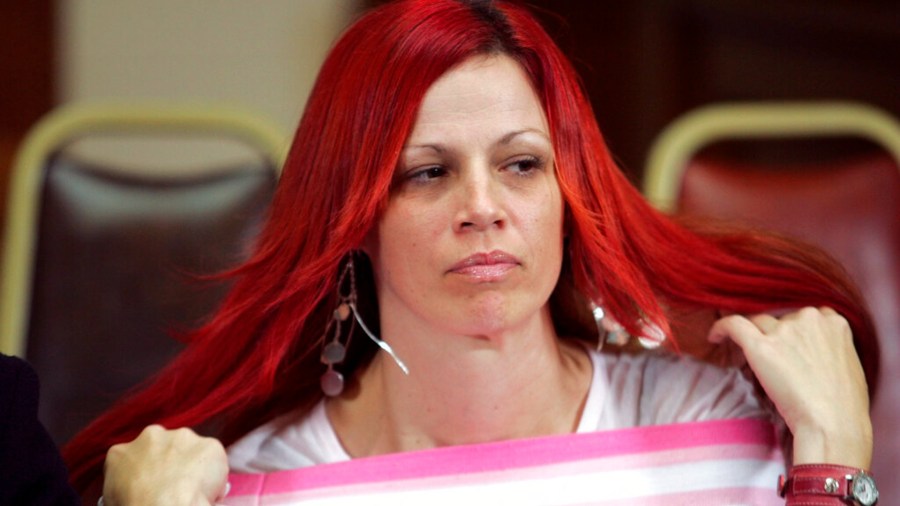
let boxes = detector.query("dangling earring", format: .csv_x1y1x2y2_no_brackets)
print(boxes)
319,253,409,397
590,301,665,350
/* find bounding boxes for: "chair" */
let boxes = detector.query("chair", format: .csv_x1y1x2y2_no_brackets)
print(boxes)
0,103,287,444
644,101,900,493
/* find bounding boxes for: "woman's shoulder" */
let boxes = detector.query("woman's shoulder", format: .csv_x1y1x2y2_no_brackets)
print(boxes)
227,401,349,473
588,348,771,427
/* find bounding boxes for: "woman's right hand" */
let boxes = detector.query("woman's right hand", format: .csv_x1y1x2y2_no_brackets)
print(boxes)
708,307,872,469
102,424,229,506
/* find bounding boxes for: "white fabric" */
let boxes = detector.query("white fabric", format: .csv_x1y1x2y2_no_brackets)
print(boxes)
228,349,768,473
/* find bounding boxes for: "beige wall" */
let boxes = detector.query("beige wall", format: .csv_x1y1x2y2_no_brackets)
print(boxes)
57,0,362,134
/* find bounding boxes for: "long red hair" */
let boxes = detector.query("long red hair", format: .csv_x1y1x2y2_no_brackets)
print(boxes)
63,0,878,493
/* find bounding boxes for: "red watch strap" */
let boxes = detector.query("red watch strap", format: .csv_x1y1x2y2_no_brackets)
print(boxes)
790,464,860,477
780,464,868,504
790,475,848,495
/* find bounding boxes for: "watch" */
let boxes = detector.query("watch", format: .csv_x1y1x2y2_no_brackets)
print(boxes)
779,464,879,505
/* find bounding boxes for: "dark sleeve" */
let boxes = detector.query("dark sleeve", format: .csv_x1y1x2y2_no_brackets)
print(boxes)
0,354,80,506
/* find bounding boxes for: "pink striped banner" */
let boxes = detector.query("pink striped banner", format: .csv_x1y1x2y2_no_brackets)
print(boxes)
221,418,785,505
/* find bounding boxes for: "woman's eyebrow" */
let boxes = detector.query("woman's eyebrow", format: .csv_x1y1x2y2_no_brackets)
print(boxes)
401,143,444,154
496,128,551,146
402,129,550,152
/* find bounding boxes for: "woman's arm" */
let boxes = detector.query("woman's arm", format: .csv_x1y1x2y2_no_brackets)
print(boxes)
708,307,876,504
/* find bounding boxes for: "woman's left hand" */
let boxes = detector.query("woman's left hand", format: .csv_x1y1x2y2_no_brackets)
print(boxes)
707,306,872,469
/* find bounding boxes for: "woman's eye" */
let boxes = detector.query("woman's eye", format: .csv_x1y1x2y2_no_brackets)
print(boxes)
506,156,543,174
407,166,447,182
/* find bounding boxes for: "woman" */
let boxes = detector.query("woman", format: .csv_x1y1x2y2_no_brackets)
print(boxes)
65,1,879,504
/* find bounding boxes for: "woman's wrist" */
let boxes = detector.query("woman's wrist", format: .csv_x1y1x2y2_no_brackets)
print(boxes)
791,420,873,470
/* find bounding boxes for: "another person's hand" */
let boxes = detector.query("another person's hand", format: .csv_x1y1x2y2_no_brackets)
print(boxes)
708,306,872,469
102,424,229,506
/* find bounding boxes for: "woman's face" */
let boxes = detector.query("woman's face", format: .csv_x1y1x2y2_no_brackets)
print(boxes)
369,54,564,340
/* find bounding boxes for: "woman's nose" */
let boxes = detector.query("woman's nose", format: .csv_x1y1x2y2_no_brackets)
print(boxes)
454,169,506,232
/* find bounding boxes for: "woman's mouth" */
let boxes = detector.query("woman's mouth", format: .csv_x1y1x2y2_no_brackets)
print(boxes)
448,251,520,282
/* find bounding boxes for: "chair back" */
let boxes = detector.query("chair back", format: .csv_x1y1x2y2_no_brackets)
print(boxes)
0,103,286,444
644,101,900,489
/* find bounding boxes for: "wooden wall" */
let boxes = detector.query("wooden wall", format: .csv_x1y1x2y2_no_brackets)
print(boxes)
526,0,900,181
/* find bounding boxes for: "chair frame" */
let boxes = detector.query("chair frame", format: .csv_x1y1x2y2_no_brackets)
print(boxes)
0,102,288,356
643,101,900,211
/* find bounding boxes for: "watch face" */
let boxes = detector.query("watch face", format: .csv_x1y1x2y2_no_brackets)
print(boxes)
851,473,879,506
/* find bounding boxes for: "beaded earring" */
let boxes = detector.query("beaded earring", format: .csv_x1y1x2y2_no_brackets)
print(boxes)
319,254,409,396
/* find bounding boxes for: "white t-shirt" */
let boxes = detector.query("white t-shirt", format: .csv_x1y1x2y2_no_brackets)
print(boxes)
228,349,767,473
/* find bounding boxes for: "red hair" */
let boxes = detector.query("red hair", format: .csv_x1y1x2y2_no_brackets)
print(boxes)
64,0,878,492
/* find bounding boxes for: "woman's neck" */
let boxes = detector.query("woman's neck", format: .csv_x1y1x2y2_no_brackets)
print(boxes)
326,311,592,458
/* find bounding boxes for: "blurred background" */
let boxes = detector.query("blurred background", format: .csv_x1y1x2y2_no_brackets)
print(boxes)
0,0,361,220
2,0,899,197
530,0,900,180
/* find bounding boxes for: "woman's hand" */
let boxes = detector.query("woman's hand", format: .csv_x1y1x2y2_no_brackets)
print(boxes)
102,425,229,506
708,307,873,469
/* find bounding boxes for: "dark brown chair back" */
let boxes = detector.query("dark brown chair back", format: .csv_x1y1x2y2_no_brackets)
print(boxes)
28,156,276,444
0,104,285,445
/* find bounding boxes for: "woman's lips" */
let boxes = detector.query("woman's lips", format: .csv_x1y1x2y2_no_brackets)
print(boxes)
448,251,520,282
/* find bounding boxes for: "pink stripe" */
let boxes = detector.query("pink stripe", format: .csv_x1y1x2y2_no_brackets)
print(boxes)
228,475,264,499
248,447,782,503
227,418,777,497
